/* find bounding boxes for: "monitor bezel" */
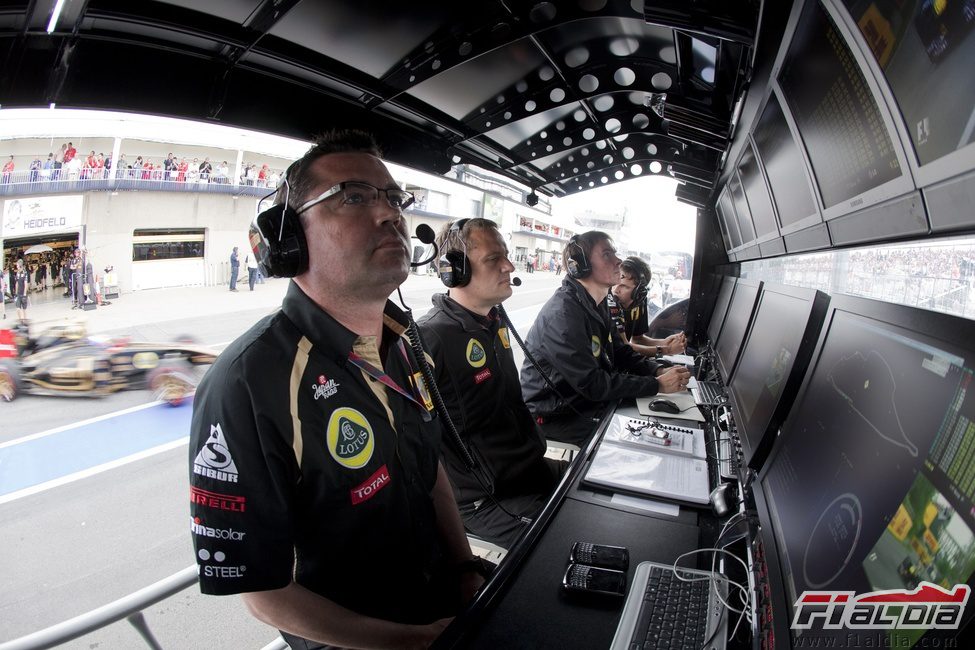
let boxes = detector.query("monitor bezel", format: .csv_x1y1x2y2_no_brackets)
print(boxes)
726,283,831,471
714,277,764,384
735,138,782,246
707,274,739,345
728,170,758,250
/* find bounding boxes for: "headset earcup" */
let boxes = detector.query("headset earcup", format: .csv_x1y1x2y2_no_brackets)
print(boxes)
634,282,648,304
253,204,308,278
439,249,470,288
567,251,590,279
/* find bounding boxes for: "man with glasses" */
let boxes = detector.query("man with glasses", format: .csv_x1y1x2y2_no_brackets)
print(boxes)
520,231,691,446
417,218,567,548
189,130,486,649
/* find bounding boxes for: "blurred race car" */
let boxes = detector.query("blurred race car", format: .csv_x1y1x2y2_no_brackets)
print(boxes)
0,321,218,405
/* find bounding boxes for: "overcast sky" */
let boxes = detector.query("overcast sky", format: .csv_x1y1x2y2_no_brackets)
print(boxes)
554,175,698,254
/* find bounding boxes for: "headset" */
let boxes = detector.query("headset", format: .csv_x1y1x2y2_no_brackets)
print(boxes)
438,218,472,288
249,161,307,278
565,234,591,279
621,257,650,305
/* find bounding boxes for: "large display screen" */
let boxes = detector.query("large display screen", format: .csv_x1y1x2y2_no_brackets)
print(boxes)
728,173,756,245
842,0,975,167
707,275,738,344
717,189,742,250
738,142,780,239
753,93,819,230
727,286,827,469
760,297,975,647
714,279,762,382
778,0,902,208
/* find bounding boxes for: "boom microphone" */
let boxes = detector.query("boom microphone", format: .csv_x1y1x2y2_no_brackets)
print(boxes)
411,224,439,267
510,277,522,286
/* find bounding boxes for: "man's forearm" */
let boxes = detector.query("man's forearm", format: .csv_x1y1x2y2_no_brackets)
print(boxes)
242,582,448,649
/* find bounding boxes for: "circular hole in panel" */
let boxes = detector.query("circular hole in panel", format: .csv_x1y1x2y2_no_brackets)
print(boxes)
530,2,558,22
649,161,663,174
601,176,609,183
628,91,646,105
496,95,505,104
452,155,462,163
540,131,548,139
630,164,643,175
424,41,435,54
604,118,622,133
556,120,566,130
582,128,596,139
579,74,599,93
550,88,566,103
580,148,590,156
565,47,590,68
409,75,416,83
629,0,644,13
579,0,608,12
525,100,537,112
646,143,657,155
595,140,607,149
503,112,512,120
568,155,575,161
485,121,492,128
588,181,595,187
573,109,587,122
659,46,677,64
622,147,635,159
459,42,473,56
516,80,529,93
651,72,672,90
632,113,650,129
701,67,715,84
431,59,441,71
532,152,537,157
539,66,555,81
613,134,628,142
615,170,625,180
572,168,579,174
587,162,595,169
614,67,636,86
546,145,553,152
602,154,613,165
526,140,532,146
609,37,639,57
563,137,573,146
593,95,615,112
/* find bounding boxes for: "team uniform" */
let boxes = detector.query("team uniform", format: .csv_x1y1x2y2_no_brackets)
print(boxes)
189,282,454,645
607,292,649,341
417,294,565,547
520,277,663,445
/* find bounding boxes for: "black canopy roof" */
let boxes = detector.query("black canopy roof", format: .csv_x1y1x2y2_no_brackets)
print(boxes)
1,0,759,202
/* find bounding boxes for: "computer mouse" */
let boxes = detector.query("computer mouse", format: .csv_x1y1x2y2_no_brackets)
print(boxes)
648,398,680,414
709,483,736,517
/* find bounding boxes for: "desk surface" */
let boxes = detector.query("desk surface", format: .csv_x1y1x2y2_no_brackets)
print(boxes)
439,400,725,649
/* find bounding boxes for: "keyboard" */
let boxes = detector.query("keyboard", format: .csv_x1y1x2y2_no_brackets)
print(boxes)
713,434,738,482
693,379,726,405
610,561,727,650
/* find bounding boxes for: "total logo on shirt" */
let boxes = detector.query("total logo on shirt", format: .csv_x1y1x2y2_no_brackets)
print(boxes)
466,338,486,368
193,423,239,483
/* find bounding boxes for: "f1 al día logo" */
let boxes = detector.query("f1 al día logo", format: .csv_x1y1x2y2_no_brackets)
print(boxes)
793,582,970,631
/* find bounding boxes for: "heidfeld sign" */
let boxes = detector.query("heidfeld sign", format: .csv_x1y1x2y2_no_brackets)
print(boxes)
2,195,84,237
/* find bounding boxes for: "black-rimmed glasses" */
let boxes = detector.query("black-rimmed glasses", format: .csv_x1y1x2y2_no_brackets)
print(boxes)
297,181,415,214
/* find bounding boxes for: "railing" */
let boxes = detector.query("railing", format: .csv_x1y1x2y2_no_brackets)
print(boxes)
0,169,278,198
0,566,286,650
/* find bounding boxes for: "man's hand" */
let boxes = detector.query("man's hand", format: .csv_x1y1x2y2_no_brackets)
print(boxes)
656,366,691,393
407,617,454,649
664,332,687,354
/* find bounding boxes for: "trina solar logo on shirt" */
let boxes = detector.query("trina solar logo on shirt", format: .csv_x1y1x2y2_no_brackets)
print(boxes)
193,423,239,483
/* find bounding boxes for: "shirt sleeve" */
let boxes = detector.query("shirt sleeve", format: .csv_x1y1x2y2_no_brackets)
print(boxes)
189,350,299,595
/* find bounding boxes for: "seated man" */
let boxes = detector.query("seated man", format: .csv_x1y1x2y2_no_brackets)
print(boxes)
520,232,691,446
418,218,567,548
610,256,686,357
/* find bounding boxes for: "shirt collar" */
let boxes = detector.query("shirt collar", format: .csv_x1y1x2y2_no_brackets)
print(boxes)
432,293,498,332
281,281,410,363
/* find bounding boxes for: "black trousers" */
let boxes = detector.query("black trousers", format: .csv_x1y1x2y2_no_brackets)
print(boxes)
535,408,603,447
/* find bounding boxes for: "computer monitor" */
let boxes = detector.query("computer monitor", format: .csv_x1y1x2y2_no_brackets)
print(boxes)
755,294,975,647
737,140,780,243
706,275,738,345
776,0,914,220
726,284,830,471
714,278,762,383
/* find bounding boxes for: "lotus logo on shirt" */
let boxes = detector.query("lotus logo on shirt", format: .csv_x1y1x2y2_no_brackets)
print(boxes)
591,335,601,357
327,407,375,469
466,338,486,368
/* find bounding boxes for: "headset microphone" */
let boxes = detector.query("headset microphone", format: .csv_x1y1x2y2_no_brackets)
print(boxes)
510,277,522,286
410,224,439,268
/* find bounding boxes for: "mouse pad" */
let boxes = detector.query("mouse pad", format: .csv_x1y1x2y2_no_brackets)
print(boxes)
636,392,705,422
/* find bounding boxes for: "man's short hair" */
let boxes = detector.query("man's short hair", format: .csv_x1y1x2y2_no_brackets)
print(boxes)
435,218,500,256
278,129,383,212
620,256,651,284
563,230,611,271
